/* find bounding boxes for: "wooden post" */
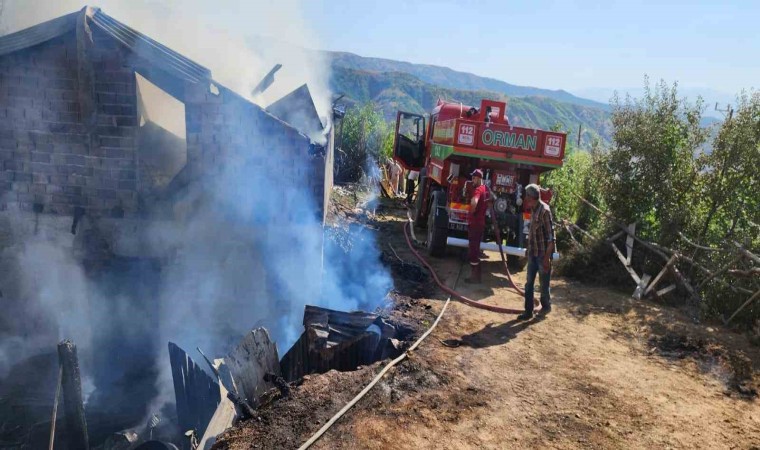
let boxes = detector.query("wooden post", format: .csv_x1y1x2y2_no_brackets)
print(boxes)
645,255,678,296
48,364,62,450
625,223,635,264
57,340,89,450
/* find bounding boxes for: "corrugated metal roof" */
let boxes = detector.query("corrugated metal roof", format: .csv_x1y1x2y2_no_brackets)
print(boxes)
0,11,78,57
0,6,211,83
89,8,211,83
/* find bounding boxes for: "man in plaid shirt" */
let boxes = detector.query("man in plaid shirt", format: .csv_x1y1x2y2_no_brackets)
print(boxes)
517,184,555,320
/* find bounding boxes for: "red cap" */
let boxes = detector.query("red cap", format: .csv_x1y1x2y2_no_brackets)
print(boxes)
471,169,483,178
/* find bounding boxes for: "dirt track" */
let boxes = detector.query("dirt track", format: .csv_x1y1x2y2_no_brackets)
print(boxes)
218,203,760,450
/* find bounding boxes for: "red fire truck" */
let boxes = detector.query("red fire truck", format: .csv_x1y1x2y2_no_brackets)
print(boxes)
393,98,566,269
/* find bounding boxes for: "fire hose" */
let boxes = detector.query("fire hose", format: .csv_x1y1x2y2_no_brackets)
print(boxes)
298,210,536,448
402,206,539,315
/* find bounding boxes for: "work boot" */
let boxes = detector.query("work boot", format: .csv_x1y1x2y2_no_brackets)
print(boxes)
465,264,482,284
516,311,533,321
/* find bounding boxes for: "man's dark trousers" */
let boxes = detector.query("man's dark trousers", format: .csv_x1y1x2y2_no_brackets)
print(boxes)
524,254,551,314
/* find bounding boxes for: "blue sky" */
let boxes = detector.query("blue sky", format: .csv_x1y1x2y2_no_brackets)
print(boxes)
305,0,758,98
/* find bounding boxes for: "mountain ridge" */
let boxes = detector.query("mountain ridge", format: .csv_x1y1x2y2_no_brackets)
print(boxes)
329,64,613,146
326,51,611,111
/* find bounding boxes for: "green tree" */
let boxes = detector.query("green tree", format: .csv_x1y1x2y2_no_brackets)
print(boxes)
697,92,760,246
602,78,709,244
544,147,604,228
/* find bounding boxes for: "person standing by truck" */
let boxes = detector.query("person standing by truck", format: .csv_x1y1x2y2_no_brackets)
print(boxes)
405,169,419,206
465,169,490,284
517,184,555,319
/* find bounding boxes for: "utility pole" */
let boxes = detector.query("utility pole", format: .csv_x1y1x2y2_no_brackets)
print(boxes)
577,124,582,147
715,102,734,122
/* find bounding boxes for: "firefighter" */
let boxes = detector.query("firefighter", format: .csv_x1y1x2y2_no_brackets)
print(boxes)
405,169,419,206
517,184,555,320
465,169,490,284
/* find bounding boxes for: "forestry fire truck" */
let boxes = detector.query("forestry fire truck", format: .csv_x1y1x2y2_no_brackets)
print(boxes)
393,98,566,269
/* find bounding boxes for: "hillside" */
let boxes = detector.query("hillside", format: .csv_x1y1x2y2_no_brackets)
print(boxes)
330,66,613,145
328,51,610,110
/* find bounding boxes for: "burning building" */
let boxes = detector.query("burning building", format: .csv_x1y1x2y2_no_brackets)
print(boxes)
0,6,333,225
0,6,361,448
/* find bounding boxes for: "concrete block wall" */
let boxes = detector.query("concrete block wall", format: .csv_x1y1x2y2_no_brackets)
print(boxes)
0,28,139,218
184,83,327,221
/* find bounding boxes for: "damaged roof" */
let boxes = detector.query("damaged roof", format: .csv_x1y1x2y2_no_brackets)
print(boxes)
266,84,326,140
0,6,211,83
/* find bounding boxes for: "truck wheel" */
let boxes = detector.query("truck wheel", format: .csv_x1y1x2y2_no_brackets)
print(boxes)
412,170,427,228
426,191,447,257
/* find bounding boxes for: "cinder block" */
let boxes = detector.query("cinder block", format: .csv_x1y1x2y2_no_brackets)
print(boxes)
12,182,29,192
101,178,119,190
63,185,82,196
47,203,73,215
69,144,88,155
67,175,86,186
117,159,135,169
29,183,47,195
115,116,137,127
98,189,120,199
85,156,102,168
65,155,86,166
97,92,117,103
48,174,67,184
32,174,49,184
118,180,136,190
103,148,129,159
57,112,79,123
31,162,55,174
118,169,136,180
16,192,35,202
87,197,105,208
32,152,51,163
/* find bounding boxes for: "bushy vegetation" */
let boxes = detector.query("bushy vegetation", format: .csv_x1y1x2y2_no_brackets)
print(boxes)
334,103,394,183
544,80,759,328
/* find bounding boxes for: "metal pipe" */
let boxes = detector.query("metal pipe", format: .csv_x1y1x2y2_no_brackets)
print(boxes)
446,237,560,260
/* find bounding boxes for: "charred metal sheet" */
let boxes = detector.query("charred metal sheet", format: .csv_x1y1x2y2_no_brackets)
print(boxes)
168,343,220,438
251,63,283,96
225,328,281,407
280,305,397,381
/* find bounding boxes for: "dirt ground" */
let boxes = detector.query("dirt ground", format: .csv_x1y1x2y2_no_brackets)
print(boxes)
217,199,760,450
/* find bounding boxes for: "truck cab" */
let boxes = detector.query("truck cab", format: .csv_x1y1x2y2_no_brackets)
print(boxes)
393,99,566,268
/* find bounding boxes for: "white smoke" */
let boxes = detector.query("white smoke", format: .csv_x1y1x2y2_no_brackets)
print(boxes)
0,0,333,118
0,215,92,376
